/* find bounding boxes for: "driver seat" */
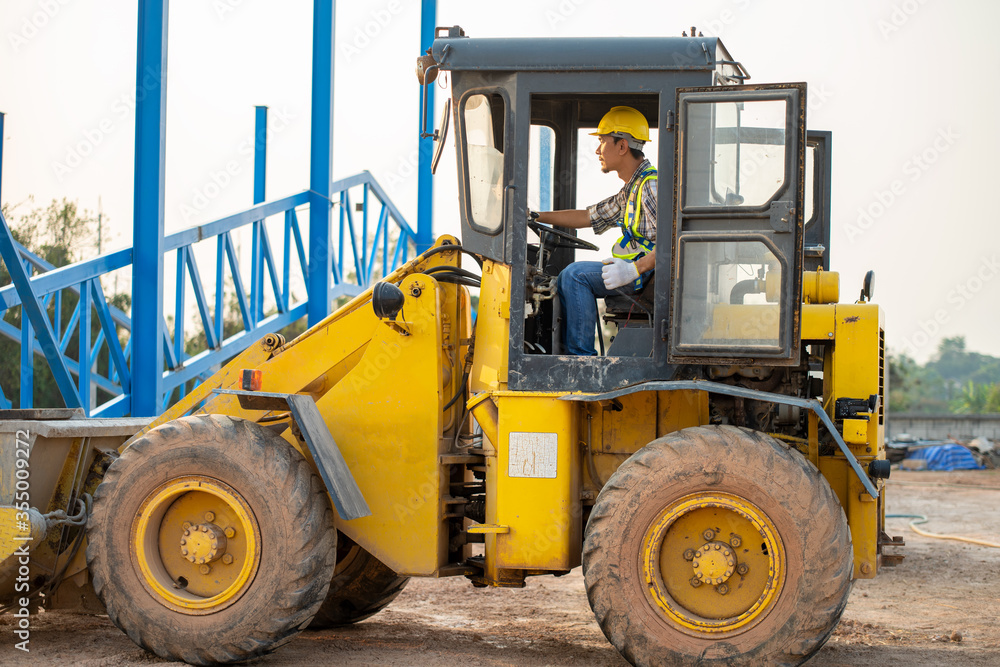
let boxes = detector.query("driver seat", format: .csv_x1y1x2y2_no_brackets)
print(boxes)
604,272,655,327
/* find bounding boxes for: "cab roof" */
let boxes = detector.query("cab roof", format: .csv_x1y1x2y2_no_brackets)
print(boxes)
431,30,739,74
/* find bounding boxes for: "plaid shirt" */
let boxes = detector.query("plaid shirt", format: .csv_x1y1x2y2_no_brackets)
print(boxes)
587,159,657,244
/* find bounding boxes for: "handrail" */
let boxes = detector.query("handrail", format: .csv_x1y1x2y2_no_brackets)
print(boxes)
0,171,416,416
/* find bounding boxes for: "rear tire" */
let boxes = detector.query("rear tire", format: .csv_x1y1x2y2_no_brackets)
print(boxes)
308,534,410,628
583,425,852,666
87,415,336,665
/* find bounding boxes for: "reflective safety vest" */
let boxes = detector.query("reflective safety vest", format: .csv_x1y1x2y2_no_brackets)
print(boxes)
611,166,657,290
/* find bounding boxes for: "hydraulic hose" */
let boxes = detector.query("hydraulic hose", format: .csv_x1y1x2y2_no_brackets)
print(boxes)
886,513,1000,548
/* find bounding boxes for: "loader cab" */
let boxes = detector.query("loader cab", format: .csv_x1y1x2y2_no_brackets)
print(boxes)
431,29,828,392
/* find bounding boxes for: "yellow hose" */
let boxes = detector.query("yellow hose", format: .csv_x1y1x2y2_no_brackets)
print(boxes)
887,514,1000,549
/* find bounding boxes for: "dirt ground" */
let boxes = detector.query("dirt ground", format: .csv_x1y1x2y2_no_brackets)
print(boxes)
3,469,999,666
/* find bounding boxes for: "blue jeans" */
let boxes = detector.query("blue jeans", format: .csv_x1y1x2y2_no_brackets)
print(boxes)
557,261,642,356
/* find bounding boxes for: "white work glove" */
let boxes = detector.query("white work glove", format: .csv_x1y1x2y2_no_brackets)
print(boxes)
601,257,639,290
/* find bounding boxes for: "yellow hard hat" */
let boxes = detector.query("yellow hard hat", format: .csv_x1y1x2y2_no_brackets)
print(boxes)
590,106,650,149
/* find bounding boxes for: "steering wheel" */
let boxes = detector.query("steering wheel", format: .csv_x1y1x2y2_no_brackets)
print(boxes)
528,220,598,251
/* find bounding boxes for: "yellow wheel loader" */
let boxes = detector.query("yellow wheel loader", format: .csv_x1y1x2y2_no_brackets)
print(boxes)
1,27,901,666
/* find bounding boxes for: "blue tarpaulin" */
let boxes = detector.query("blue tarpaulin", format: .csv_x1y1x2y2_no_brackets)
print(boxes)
903,444,984,471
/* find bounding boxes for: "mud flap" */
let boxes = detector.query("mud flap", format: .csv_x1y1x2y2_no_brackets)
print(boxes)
214,389,372,520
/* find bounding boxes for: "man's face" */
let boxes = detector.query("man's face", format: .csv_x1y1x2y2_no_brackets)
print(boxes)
595,134,623,174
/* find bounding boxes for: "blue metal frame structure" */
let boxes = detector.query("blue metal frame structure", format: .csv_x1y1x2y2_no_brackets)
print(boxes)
0,0,432,416
0,173,415,416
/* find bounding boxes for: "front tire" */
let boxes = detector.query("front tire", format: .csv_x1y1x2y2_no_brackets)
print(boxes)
87,415,336,665
583,425,852,666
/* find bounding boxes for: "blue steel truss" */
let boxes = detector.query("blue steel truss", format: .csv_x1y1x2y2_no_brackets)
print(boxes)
0,171,415,416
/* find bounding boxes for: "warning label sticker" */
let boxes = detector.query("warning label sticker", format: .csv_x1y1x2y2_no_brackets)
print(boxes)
508,432,558,479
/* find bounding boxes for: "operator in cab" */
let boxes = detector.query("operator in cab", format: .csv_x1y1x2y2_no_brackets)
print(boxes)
530,106,657,356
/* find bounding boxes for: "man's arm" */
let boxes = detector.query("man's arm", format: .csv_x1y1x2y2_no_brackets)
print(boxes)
536,209,591,229
634,252,656,274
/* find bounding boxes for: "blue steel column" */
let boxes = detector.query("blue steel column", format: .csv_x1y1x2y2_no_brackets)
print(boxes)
308,0,334,326
250,106,268,323
415,0,436,254
131,0,169,416
254,106,268,204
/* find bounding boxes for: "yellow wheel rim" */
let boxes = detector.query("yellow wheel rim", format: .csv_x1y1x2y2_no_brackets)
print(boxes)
131,476,261,615
642,492,785,637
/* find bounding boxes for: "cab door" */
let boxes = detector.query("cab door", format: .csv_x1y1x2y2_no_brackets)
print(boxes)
668,83,807,365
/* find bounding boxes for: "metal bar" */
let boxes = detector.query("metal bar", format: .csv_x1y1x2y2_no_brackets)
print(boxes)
223,232,253,331
89,328,105,370
0,319,121,396
53,290,62,341
79,279,91,415
381,204,389,275
282,210,292,310
162,317,177,370
0,211,81,408
90,280,134,394
254,105,267,205
251,220,262,323
290,209,308,290
174,246,186,363
164,191,309,253
20,313,32,408
258,219,284,313
559,379,879,498
132,0,169,416
92,392,130,418
365,205,387,281
336,192,345,284
59,301,80,352
308,0,335,326
416,0,436,254
0,247,132,311
215,234,224,343
185,246,218,349
365,175,416,237
342,191,365,286
361,183,369,278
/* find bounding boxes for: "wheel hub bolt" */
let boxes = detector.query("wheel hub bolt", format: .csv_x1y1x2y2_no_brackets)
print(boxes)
181,523,228,564
199,564,211,575
689,576,702,588
737,563,749,575
683,549,695,561
730,534,742,548
222,554,234,565
204,511,215,522
717,583,729,595
224,527,236,538
702,529,716,541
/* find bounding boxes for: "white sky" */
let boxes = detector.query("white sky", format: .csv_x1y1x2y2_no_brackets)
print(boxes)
1,0,998,363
